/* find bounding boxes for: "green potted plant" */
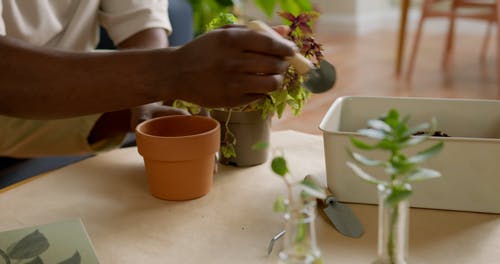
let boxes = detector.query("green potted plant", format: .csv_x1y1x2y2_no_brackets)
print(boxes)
346,109,444,264
188,0,315,36
175,8,327,167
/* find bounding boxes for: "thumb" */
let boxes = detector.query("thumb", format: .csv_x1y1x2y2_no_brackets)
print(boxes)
272,25,290,37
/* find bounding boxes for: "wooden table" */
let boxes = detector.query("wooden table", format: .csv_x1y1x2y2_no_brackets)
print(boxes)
1,131,499,263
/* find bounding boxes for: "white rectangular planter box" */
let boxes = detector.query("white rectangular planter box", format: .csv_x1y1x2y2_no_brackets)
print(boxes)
319,96,500,214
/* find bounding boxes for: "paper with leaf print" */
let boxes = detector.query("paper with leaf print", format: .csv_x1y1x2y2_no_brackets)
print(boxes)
0,219,99,264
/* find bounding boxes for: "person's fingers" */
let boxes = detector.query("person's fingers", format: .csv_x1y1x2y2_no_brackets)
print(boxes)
272,25,290,37
228,52,289,75
220,28,296,57
226,74,284,94
224,24,290,37
168,26,298,108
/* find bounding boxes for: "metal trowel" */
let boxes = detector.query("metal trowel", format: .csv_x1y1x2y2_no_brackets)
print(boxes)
318,189,365,238
267,176,364,255
247,20,336,93
304,175,364,238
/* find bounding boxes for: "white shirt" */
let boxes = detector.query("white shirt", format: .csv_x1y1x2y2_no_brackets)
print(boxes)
0,0,172,157
0,0,172,51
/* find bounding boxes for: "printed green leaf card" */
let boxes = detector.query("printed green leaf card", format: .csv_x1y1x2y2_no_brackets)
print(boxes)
0,219,99,264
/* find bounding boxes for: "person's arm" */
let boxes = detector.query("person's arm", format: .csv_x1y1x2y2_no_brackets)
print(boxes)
0,34,173,119
88,28,185,145
117,28,169,49
0,27,296,119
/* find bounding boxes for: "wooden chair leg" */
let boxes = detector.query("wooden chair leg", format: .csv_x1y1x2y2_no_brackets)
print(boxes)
443,1,458,70
406,0,432,81
497,2,500,98
480,21,493,64
396,0,411,78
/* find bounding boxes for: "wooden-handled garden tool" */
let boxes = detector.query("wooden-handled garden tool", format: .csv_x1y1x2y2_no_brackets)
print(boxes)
247,20,336,93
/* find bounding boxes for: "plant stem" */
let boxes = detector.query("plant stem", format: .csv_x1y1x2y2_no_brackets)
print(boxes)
388,203,399,264
285,179,294,209
224,109,234,141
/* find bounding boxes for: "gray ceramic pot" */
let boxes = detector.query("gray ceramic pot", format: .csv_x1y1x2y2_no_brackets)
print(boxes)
211,110,271,167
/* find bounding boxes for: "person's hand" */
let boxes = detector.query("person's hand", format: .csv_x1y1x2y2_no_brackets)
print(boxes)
167,27,297,108
271,25,290,37
129,102,190,130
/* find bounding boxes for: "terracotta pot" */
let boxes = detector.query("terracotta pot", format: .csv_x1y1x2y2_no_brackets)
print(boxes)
211,110,271,167
136,115,220,201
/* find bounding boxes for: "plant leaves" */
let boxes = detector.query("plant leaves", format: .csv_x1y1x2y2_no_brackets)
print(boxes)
346,162,385,185
205,12,238,32
313,257,325,264
407,168,441,182
278,0,302,16
220,144,236,159
276,101,286,117
407,142,444,164
405,122,431,137
376,139,398,151
295,221,307,243
271,156,288,176
273,195,288,213
347,149,385,167
300,178,326,200
214,0,234,7
190,0,232,35
404,134,429,147
7,230,49,260
383,109,400,128
251,141,269,151
368,119,392,133
255,0,278,18
385,184,412,206
349,137,375,150
57,251,81,264
294,0,313,12
357,128,386,139
387,160,416,176
278,11,296,22
393,115,410,136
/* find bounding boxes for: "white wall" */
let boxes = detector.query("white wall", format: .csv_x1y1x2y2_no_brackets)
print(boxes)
242,0,396,35
315,0,392,35
242,0,491,36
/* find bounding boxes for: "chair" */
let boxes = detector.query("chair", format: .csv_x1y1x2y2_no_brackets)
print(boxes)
406,0,497,80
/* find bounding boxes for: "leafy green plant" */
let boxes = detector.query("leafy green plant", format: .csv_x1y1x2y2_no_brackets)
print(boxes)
188,0,314,36
253,0,313,19
175,10,325,159
269,149,325,264
346,109,444,264
271,154,326,213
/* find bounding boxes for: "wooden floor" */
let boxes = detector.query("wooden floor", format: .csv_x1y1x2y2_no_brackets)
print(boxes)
272,29,499,135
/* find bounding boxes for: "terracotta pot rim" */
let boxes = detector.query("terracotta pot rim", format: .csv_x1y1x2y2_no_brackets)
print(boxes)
136,115,220,140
